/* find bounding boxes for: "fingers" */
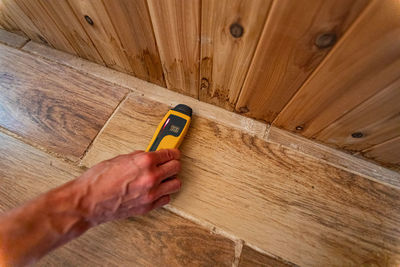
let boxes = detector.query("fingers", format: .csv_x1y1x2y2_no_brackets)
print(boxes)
155,178,181,199
153,149,181,165
155,160,181,184
152,195,170,210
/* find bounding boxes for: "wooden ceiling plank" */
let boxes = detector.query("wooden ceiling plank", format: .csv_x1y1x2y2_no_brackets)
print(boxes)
147,0,200,98
236,0,369,122
362,136,400,168
67,0,134,73
37,0,105,64
199,0,272,110
315,77,400,151
0,0,45,43
273,0,400,137
103,0,166,86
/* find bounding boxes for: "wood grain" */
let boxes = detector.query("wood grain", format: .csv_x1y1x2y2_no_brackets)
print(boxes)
147,0,200,98
362,136,400,169
273,0,400,137
12,0,76,53
67,0,133,73
0,44,128,160
0,28,28,48
103,0,166,86
315,77,400,151
239,246,293,267
236,0,369,122
0,0,44,43
199,0,271,110
24,40,400,186
267,126,400,189
82,93,400,266
0,0,25,36
0,131,236,266
37,0,104,64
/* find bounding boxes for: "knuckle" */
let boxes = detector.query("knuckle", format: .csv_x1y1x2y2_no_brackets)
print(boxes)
140,154,154,167
146,173,158,185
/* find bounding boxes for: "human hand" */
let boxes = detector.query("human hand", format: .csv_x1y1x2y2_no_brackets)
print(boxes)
74,149,182,225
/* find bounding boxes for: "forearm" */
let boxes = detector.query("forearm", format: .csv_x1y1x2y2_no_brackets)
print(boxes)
0,179,92,266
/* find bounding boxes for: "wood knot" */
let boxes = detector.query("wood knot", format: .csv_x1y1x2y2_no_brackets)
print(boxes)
200,77,209,90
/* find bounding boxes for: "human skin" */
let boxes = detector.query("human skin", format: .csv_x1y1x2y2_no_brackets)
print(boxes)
0,149,182,266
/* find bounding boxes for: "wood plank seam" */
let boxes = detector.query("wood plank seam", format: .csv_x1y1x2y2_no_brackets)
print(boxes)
0,125,79,167
21,41,268,138
19,40,400,189
0,28,30,48
78,90,131,163
266,127,400,189
164,205,249,267
271,0,373,126
310,75,400,140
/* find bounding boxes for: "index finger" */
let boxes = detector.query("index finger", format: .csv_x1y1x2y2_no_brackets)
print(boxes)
153,149,181,165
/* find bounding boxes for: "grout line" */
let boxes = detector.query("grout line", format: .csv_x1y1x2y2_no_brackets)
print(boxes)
78,91,132,166
232,239,244,267
0,126,79,166
262,123,271,140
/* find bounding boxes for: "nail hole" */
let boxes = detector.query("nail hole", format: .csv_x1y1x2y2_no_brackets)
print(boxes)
230,23,244,38
84,15,94,25
315,33,336,49
38,35,48,44
239,106,249,113
351,132,363,138
295,125,303,131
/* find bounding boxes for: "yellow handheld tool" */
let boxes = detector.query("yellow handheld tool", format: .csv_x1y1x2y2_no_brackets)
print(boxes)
146,104,192,152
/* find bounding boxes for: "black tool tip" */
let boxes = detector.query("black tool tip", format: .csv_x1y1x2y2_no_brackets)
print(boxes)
173,104,192,117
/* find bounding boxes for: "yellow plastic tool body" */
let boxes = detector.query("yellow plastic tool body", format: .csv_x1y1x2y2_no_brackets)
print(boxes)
146,109,191,152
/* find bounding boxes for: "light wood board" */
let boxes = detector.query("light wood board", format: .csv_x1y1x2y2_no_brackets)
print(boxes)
236,0,369,122
199,0,271,110
23,40,399,188
0,131,236,266
82,93,400,266
0,28,28,48
0,44,128,160
103,0,166,86
273,0,400,137
315,76,400,151
147,0,200,98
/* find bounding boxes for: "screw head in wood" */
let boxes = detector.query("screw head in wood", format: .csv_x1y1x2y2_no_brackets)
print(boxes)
295,125,303,131
315,33,336,49
351,132,363,138
84,15,94,25
230,23,244,38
